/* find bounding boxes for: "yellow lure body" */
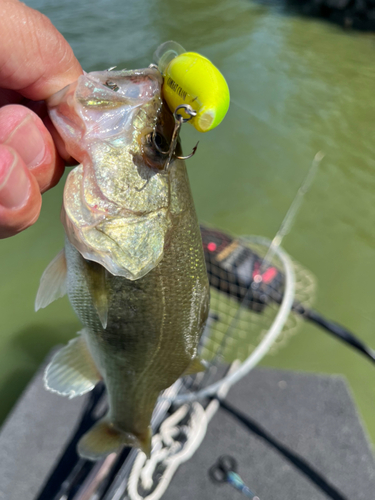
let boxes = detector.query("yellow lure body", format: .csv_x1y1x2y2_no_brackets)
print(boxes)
161,51,230,133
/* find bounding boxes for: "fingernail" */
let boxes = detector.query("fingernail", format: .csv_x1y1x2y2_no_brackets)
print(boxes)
0,149,30,208
5,116,46,168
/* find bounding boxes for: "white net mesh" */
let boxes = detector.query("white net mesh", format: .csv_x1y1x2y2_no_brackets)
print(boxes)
199,237,316,364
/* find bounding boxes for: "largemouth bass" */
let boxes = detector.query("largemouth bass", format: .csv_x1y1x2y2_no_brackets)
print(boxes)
35,67,209,460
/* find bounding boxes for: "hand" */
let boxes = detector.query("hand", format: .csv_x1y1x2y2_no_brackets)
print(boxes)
0,0,82,238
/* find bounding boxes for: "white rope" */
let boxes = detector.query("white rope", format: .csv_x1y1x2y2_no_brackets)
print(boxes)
127,402,207,500
127,362,240,500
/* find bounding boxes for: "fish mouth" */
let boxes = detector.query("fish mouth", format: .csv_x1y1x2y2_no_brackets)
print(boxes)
54,67,182,280
137,94,177,172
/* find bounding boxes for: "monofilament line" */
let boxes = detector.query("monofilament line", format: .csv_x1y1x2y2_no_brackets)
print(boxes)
214,151,324,364
260,151,325,274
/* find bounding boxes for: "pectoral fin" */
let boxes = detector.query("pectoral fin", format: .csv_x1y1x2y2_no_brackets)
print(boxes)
78,419,152,461
183,357,207,376
35,249,67,311
84,260,109,329
44,331,101,399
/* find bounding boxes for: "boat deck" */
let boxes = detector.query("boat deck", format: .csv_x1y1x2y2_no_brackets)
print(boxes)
0,360,374,499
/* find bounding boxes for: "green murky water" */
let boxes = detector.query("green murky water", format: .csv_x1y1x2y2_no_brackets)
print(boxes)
1,0,375,445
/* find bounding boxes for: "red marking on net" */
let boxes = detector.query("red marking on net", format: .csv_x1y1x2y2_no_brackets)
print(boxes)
262,267,277,284
252,262,278,284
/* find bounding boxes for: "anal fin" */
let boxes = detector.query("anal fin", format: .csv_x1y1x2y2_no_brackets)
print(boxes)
35,249,67,311
78,419,152,461
44,331,101,399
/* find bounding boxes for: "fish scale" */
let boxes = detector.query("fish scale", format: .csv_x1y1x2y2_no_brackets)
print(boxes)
64,191,207,441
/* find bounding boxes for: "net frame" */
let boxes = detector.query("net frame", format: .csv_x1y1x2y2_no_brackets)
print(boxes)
168,236,296,404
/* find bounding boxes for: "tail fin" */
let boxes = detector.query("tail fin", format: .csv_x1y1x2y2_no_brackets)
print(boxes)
77,418,152,461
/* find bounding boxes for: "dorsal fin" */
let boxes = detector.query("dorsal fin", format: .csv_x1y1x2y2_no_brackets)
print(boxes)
35,249,67,311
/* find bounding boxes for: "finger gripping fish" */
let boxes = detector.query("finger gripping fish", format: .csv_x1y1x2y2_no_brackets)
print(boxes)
35,67,209,460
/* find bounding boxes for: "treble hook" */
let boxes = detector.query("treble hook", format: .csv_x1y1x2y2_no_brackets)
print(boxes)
175,141,199,160
152,104,199,169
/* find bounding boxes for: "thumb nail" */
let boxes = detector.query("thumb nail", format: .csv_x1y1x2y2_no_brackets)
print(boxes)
5,116,46,168
0,147,30,208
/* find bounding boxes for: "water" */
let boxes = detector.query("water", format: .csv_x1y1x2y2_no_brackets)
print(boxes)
1,0,375,445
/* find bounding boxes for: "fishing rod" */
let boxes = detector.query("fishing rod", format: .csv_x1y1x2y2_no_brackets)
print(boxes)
200,224,375,365
292,301,375,363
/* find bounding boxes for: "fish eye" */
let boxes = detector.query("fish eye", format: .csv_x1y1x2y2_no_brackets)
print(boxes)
142,131,170,170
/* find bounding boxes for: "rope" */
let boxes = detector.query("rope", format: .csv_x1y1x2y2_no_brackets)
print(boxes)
127,362,240,500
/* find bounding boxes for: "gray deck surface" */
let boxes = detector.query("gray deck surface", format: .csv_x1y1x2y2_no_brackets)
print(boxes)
163,369,375,500
0,365,374,499
0,360,88,500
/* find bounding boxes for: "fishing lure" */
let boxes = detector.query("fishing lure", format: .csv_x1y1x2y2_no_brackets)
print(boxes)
154,41,230,133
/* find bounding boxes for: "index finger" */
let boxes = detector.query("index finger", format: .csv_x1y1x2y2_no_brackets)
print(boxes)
0,0,83,100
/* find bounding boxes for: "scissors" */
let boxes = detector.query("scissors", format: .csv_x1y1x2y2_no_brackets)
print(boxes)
209,455,260,499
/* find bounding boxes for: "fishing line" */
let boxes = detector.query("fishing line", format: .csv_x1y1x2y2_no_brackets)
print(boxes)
210,151,323,366
230,98,290,140
259,151,324,272
169,153,324,404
